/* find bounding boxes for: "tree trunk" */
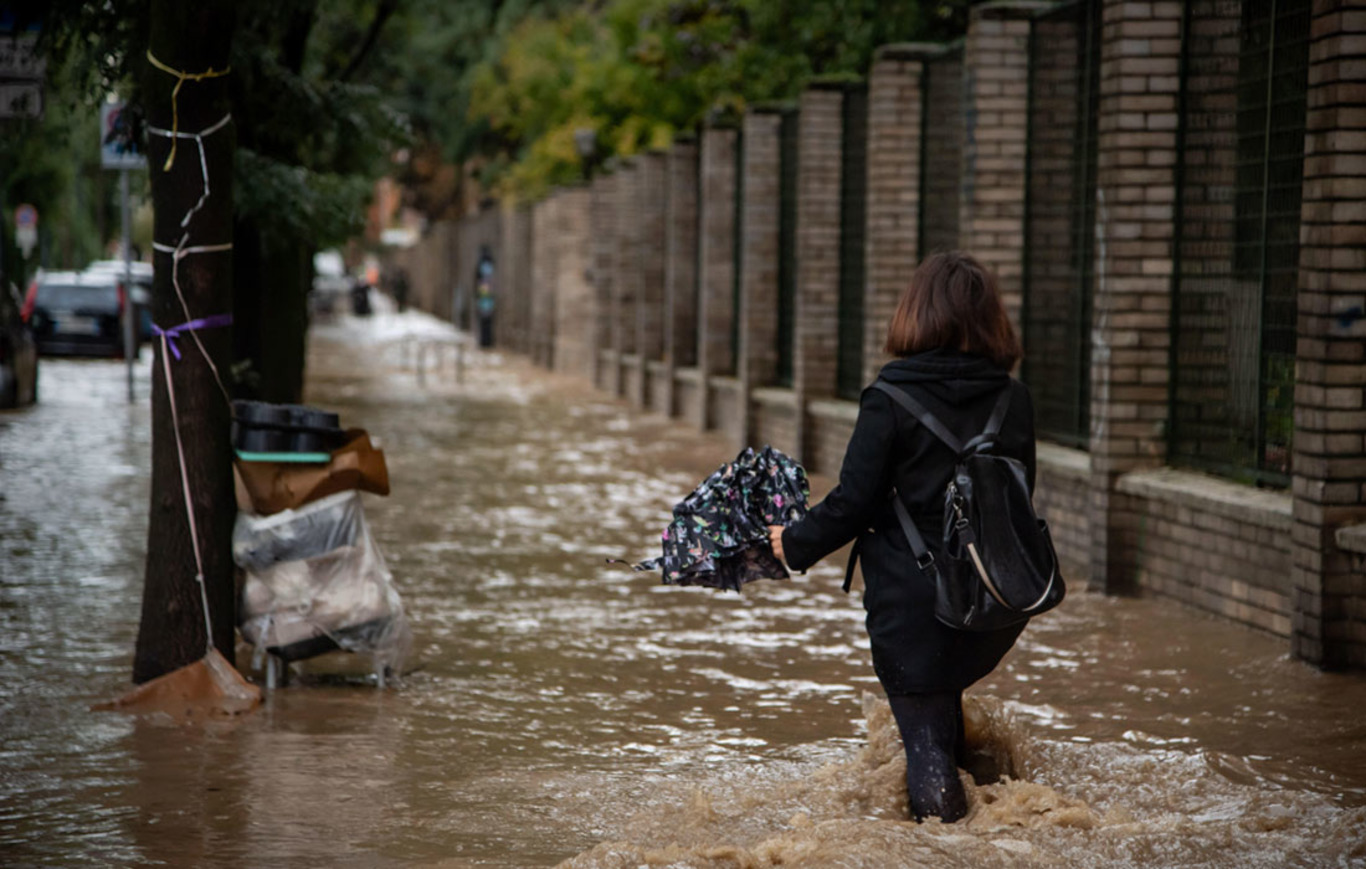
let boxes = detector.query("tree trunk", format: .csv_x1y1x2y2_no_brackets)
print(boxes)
133,0,238,683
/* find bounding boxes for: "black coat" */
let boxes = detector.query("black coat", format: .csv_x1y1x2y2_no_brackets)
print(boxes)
781,349,1037,694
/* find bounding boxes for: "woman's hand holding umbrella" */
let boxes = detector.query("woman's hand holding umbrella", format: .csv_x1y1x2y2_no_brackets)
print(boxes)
768,525,786,566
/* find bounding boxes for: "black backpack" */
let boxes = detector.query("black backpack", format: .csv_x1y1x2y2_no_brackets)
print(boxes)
871,380,1065,632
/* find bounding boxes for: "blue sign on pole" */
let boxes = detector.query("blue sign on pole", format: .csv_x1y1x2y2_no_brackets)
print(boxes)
100,102,144,170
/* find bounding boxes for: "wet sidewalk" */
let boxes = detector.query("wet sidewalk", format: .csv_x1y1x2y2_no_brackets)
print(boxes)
1,303,1364,867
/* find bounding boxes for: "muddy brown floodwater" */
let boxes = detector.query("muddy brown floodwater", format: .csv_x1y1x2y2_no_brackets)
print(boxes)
2,305,1365,868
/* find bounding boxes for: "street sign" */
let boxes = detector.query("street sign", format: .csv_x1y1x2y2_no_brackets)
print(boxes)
0,79,41,119
14,203,37,259
100,102,143,170
0,33,44,119
0,33,43,78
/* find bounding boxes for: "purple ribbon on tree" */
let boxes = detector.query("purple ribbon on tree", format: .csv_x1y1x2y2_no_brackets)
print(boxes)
151,313,233,361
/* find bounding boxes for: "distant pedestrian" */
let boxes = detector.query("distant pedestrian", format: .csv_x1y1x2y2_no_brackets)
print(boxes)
769,251,1036,824
392,267,410,314
474,245,495,348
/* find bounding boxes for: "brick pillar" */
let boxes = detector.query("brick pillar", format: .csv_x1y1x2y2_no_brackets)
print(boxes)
553,186,594,379
697,124,738,429
614,162,644,401
1088,0,1183,592
517,202,537,356
1291,0,1366,668
961,1,1047,326
738,108,784,441
635,151,668,407
590,173,618,390
792,84,844,461
663,137,699,415
530,194,557,368
864,44,935,386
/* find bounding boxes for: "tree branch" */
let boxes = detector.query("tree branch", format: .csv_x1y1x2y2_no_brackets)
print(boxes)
337,0,399,83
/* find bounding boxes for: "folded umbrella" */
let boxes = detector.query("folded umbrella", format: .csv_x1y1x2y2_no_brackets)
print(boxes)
624,446,810,591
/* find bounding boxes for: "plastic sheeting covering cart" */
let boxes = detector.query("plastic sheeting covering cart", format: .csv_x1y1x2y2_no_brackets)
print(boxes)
234,490,411,684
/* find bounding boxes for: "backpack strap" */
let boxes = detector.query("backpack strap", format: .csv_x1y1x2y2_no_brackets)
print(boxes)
840,491,937,593
962,386,1014,454
875,379,1014,456
891,492,938,576
871,381,964,454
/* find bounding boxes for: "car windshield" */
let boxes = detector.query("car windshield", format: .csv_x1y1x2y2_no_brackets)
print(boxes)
38,282,119,311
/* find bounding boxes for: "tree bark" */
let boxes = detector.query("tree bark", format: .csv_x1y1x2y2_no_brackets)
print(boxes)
133,0,238,683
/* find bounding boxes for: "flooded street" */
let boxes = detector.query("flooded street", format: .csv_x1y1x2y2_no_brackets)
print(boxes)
3,307,1365,868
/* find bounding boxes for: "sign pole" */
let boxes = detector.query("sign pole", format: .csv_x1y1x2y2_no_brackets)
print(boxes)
121,168,134,403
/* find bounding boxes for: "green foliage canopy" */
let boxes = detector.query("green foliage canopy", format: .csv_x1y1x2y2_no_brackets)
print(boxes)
467,0,967,197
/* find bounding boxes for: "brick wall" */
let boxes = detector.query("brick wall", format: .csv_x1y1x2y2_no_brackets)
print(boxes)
1119,470,1294,636
1035,445,1093,582
621,355,643,405
674,369,705,429
750,390,801,458
428,9,1366,670
708,376,745,449
806,400,858,477
864,46,931,386
1291,0,1366,668
647,361,672,417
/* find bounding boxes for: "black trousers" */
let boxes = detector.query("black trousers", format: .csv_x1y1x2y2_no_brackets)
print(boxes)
887,691,968,822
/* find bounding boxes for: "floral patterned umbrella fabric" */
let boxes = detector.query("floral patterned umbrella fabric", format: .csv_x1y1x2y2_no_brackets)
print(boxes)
627,446,810,591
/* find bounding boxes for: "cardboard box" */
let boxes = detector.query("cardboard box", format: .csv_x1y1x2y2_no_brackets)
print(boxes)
234,429,389,515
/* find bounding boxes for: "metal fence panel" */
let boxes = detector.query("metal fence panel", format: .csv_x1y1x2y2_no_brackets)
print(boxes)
1022,0,1100,449
730,127,744,376
920,44,964,260
1171,0,1310,486
838,85,869,401
777,109,798,388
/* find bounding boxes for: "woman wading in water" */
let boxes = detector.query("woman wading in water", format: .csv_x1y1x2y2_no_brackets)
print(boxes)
770,251,1036,823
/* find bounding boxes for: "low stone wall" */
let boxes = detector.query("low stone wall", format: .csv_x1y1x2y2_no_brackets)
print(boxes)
708,376,744,449
1035,443,1092,581
675,368,705,429
621,354,643,404
1118,468,1294,637
596,349,619,394
646,361,671,417
750,388,800,457
807,399,858,477
1334,526,1366,667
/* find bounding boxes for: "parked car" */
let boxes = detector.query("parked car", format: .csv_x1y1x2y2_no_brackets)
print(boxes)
21,270,131,358
84,259,154,341
0,277,38,407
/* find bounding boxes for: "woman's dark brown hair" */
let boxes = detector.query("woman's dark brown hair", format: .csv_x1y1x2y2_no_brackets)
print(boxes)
883,251,1022,370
